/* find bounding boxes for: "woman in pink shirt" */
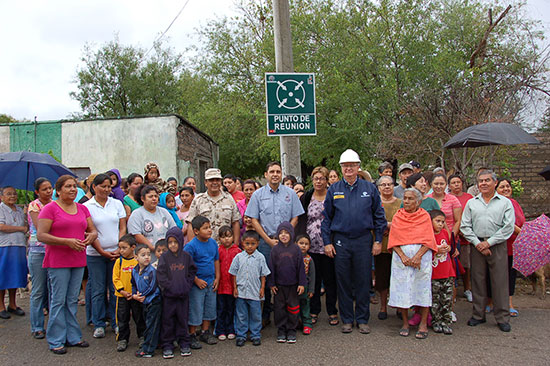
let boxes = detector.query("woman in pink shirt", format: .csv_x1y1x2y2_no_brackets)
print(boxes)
428,173,462,236
37,175,97,354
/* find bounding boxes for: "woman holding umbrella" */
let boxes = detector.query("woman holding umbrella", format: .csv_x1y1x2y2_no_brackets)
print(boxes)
496,178,525,317
27,178,53,338
37,175,98,354
0,186,28,320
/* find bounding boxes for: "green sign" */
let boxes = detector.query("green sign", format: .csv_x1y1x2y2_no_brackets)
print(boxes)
265,73,316,136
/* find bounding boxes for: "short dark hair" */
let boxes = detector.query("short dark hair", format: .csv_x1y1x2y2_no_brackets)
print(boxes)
137,185,158,205
155,239,167,249
447,174,464,185
282,175,297,187
127,173,143,185
179,186,194,196
119,234,137,247
430,173,447,185
429,209,446,220
266,161,281,172
223,174,236,182
243,179,256,190
191,215,210,231
496,178,512,189
34,177,51,192
295,233,311,244
135,243,150,255
183,176,196,185
90,173,112,196
242,230,260,242
218,225,233,238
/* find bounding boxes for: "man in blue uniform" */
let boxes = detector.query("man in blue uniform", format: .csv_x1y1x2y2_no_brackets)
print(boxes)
321,149,386,334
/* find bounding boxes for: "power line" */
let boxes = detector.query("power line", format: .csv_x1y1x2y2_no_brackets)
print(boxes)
144,0,191,58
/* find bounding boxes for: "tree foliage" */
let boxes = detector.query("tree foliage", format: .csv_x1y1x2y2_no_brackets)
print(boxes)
71,0,550,179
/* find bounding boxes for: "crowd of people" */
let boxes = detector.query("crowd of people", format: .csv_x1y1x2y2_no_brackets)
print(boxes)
0,149,526,357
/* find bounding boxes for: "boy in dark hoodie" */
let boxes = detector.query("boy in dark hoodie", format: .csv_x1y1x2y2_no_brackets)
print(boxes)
268,221,307,344
156,227,197,359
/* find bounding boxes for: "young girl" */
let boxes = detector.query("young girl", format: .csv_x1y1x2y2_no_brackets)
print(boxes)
177,187,195,244
159,192,183,229
296,234,315,335
215,226,241,340
143,162,174,195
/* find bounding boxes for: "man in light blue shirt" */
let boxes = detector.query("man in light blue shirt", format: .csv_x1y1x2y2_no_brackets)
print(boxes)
460,169,514,332
244,161,304,325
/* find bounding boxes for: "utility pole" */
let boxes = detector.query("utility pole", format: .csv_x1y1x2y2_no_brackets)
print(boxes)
273,0,302,179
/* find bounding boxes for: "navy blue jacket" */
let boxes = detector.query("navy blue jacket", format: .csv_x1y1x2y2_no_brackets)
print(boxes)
131,263,161,305
321,178,387,244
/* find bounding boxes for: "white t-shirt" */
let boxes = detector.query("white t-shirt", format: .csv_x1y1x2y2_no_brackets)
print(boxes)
127,206,176,246
84,197,126,256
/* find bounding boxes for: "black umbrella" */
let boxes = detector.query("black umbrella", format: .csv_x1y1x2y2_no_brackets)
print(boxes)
444,122,541,149
539,166,550,181
0,151,76,191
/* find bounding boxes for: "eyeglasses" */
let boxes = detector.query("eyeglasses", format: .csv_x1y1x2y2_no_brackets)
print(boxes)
378,183,393,187
312,177,327,182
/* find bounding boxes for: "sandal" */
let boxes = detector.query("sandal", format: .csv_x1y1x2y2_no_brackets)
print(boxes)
509,308,519,317
399,328,410,337
415,331,428,339
329,315,339,326
311,314,318,325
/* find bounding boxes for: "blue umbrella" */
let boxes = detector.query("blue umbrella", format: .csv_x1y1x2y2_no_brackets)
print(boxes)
0,151,76,191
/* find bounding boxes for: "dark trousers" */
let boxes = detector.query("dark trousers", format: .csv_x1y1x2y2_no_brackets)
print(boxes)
273,285,300,337
487,255,518,297
309,253,338,316
471,242,509,324
116,296,145,342
142,297,162,354
333,233,373,325
160,296,190,350
299,288,312,328
215,294,235,336
258,238,272,320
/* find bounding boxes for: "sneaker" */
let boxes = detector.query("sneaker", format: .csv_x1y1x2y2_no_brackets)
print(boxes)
464,290,473,302
190,334,202,349
276,335,286,343
236,338,245,347
227,333,236,340
252,338,261,346
432,324,443,333
135,349,153,358
163,349,174,359
451,312,457,323
408,313,421,326
286,335,296,344
199,330,218,345
218,334,227,341
303,326,312,335
93,327,105,338
180,347,191,357
116,340,128,352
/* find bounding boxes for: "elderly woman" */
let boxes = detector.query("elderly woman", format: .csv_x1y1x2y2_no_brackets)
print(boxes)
374,176,402,320
127,185,176,253
0,186,28,320
496,178,525,317
297,167,339,325
388,188,437,339
84,173,127,338
406,173,440,212
37,175,98,354
27,178,53,338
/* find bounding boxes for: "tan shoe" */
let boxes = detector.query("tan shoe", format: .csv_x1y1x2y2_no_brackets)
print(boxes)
358,323,371,334
341,323,353,333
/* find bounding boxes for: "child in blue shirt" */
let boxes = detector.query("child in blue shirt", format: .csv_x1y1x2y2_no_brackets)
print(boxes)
131,244,162,358
229,230,271,347
184,216,220,349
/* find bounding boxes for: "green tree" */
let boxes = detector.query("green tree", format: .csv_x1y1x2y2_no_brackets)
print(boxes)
0,114,20,123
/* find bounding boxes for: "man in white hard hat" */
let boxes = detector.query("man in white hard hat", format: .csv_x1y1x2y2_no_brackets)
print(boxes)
321,149,387,334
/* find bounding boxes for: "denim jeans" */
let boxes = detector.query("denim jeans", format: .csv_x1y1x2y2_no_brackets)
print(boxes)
47,267,85,349
234,298,262,340
142,296,162,354
87,255,116,329
28,251,49,332
258,238,272,320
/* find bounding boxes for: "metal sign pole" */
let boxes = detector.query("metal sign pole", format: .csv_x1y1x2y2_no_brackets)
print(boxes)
273,0,301,179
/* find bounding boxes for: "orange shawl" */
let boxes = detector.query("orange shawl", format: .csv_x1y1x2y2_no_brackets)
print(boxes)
387,208,437,252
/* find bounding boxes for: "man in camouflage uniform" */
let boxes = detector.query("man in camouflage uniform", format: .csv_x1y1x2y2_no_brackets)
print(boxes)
186,168,241,244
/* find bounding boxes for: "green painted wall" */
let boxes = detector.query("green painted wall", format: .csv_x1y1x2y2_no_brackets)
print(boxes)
9,122,62,159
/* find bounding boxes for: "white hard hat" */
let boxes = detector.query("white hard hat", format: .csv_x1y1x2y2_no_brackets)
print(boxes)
339,149,361,164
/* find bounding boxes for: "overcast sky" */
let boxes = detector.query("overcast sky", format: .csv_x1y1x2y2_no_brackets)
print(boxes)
1,0,549,122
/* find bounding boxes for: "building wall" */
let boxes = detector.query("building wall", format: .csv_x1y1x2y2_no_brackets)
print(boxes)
507,132,550,219
61,116,179,179
0,126,10,152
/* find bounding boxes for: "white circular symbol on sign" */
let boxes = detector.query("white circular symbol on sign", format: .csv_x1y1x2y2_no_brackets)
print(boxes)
276,80,306,110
